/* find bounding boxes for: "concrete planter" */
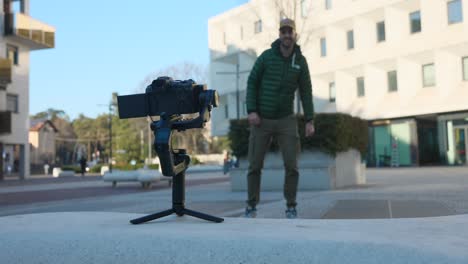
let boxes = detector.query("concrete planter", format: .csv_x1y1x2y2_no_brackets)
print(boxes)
52,168,75,177
102,169,162,188
230,149,366,191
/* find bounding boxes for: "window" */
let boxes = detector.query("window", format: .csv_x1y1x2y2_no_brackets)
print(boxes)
422,64,435,87
325,0,332,10
320,38,327,57
448,0,463,24
357,77,365,97
329,82,336,102
301,0,308,18
7,45,18,65
463,56,468,81
224,104,229,118
410,11,421,34
377,21,386,42
347,30,354,50
388,71,398,92
7,94,18,113
254,20,262,34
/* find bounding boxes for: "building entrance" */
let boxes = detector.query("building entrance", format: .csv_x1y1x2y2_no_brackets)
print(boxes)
453,126,468,165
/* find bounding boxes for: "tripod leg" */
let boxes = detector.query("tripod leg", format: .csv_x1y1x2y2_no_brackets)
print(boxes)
130,209,174,225
182,208,224,223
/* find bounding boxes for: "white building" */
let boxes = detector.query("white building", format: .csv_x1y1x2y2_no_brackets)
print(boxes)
0,0,55,180
209,0,468,166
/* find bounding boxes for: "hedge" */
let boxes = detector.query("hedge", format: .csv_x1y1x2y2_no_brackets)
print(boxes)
229,113,368,158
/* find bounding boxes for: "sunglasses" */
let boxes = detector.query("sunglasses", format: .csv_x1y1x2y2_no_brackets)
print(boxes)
280,28,294,34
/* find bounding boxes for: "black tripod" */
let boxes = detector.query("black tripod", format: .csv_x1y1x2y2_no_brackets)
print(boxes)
130,113,224,224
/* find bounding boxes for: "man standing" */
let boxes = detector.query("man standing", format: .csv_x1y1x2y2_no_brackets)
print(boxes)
79,156,87,177
245,18,315,219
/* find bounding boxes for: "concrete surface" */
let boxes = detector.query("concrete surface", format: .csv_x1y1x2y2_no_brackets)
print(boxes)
0,212,467,264
1,166,468,263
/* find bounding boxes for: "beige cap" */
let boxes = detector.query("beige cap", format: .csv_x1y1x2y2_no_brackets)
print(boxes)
279,18,296,30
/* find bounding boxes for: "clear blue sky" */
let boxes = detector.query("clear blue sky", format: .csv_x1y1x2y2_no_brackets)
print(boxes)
29,0,247,120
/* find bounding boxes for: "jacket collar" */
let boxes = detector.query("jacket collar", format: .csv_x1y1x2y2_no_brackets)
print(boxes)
271,39,302,57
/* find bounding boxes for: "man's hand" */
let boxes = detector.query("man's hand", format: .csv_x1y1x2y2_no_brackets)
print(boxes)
248,112,261,126
305,121,315,137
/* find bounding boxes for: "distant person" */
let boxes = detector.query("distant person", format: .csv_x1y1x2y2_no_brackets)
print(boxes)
5,153,11,175
244,18,315,219
223,152,231,175
43,163,50,175
79,156,87,177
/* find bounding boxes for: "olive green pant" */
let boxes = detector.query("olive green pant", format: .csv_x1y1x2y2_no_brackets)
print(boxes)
246,115,300,208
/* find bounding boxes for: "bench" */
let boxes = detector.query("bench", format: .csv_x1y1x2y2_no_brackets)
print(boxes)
52,168,75,178
102,168,167,189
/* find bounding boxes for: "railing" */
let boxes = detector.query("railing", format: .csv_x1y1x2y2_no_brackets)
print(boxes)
0,111,12,134
4,12,55,49
0,58,12,84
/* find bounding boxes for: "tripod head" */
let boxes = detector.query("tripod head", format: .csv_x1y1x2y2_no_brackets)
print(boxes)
149,82,218,177
117,77,218,177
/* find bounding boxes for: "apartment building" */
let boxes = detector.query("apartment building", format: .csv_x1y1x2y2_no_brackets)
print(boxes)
0,0,55,180
209,0,468,166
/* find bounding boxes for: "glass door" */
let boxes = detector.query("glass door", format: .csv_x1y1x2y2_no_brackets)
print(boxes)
454,127,468,165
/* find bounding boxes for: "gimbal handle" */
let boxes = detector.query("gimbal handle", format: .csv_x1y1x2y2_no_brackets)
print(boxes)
151,103,212,177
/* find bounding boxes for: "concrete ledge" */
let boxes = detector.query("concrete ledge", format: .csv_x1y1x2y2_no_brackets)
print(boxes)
102,169,162,187
58,170,75,177
230,150,366,191
0,212,467,264
231,167,333,191
52,168,76,177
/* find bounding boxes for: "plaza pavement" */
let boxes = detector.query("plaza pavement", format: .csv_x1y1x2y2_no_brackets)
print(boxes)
0,166,467,263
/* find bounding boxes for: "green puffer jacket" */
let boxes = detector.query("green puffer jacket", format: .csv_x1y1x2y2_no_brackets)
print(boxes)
246,39,314,121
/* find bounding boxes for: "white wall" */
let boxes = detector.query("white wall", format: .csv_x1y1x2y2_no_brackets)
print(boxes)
0,0,51,177
209,0,468,136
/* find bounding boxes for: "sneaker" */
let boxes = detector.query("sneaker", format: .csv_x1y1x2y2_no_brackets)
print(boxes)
285,207,297,219
244,206,257,218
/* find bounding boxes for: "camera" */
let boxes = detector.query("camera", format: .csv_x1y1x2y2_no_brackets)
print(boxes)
117,76,218,119
119,77,224,224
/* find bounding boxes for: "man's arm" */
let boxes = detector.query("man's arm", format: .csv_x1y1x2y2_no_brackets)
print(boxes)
298,58,315,137
246,53,265,115
298,58,314,122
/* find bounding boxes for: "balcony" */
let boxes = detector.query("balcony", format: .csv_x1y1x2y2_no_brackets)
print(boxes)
0,111,12,134
0,58,12,85
4,12,55,50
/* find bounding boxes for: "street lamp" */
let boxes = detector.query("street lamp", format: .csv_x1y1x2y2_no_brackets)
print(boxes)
214,52,252,120
216,64,250,120
98,93,117,173
108,102,113,173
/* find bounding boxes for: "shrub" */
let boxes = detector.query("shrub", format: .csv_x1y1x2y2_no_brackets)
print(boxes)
147,164,159,170
113,163,143,171
229,113,368,158
61,166,81,173
90,164,103,173
191,156,202,165
111,163,160,171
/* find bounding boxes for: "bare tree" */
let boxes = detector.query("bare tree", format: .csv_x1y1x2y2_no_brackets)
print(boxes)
136,62,208,93
136,62,211,155
249,0,315,49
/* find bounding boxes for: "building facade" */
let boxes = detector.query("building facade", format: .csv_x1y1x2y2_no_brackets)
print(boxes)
29,119,57,166
209,0,468,166
0,0,55,180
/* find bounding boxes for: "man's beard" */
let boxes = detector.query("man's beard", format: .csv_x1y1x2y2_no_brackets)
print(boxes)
281,38,294,49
